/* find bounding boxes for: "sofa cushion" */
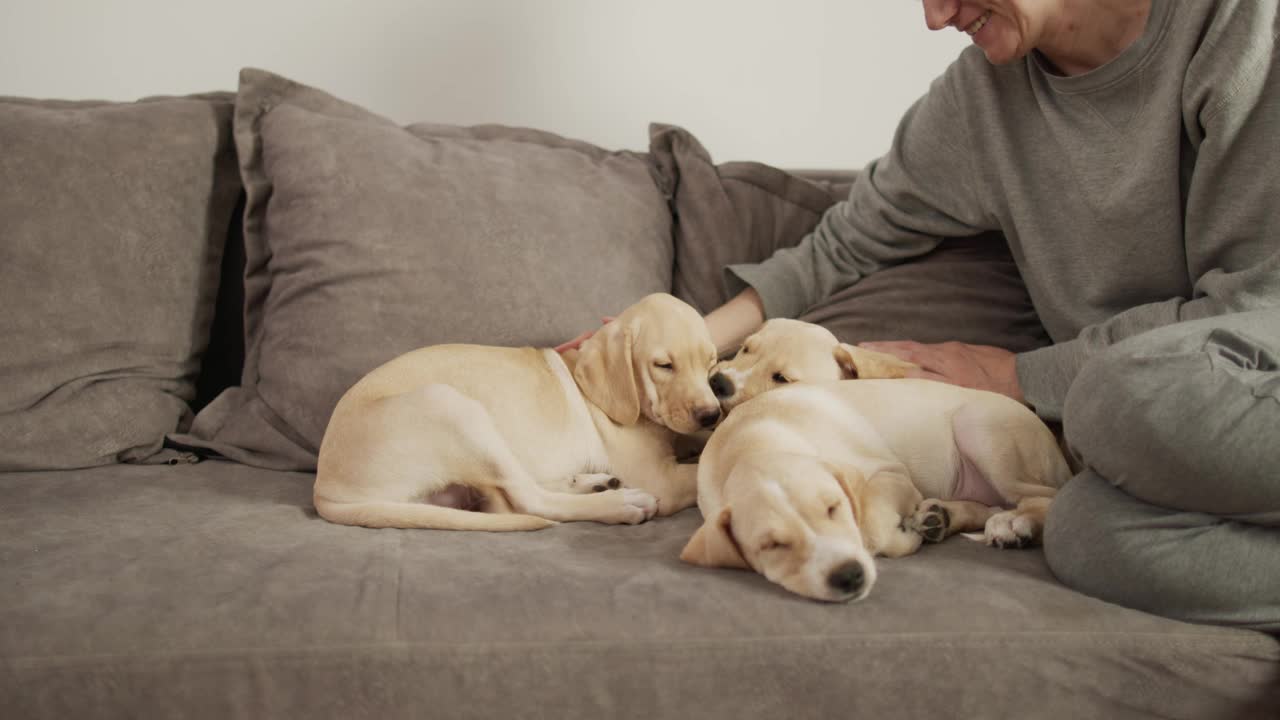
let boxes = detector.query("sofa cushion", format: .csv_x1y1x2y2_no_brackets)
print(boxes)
172,68,674,470
1,462,1277,719
0,93,241,471
650,124,1051,353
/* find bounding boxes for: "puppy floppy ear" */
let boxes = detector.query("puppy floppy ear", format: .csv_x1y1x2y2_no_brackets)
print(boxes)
680,507,748,570
573,318,642,425
834,343,917,379
823,461,868,526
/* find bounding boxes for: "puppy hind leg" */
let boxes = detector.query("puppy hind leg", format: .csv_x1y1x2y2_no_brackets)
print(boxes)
949,402,1062,548
983,496,1053,549
951,403,1062,505
411,385,657,525
314,385,553,530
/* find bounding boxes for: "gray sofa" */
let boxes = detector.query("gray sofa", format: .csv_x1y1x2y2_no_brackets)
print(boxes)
3,69,1277,719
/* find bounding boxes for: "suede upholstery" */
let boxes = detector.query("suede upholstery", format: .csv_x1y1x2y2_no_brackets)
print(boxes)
1,463,1277,719
0,93,240,470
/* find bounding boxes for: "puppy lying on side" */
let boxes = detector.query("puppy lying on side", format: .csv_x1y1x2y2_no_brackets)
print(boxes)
314,293,721,531
709,318,1065,545
708,319,917,412
682,380,1071,601
681,319,1070,601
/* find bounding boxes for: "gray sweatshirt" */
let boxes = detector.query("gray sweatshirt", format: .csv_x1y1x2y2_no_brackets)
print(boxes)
726,0,1280,420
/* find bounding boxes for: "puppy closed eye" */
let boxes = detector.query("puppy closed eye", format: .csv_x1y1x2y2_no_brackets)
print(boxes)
772,372,791,384
761,539,791,552
655,361,673,370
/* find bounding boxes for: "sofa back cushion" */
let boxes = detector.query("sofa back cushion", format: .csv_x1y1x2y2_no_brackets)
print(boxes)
649,124,1050,352
0,93,241,471
171,69,674,470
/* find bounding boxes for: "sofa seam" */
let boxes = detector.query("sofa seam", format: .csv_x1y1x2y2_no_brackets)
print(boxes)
6,631,1275,667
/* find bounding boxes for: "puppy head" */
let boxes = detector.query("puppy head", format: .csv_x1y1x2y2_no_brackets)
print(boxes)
680,452,878,602
574,293,720,433
709,319,916,412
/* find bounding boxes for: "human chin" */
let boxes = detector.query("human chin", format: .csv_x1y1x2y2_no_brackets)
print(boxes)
974,20,1027,65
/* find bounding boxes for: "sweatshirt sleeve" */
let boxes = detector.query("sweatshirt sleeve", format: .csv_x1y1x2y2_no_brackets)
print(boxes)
1017,14,1280,420
725,58,993,320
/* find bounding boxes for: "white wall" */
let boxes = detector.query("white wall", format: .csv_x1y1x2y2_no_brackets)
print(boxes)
0,1,967,169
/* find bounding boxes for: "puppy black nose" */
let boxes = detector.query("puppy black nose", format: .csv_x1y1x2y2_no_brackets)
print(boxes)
696,407,722,428
827,562,865,595
709,372,734,399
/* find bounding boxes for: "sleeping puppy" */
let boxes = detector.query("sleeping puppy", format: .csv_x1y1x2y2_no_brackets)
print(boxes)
672,319,914,463
314,293,721,531
709,319,917,413
708,317,1064,548
681,379,1071,601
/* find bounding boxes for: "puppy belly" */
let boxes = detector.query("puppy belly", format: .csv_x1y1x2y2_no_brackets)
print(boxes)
426,484,487,511
951,453,1007,507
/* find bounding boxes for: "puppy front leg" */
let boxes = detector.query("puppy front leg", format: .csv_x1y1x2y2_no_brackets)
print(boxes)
610,457,698,517
910,499,1000,543
502,473,659,525
642,460,699,517
565,474,623,494
866,472,927,559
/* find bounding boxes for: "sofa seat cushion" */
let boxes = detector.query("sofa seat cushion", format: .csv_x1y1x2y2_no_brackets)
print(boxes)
1,464,1276,719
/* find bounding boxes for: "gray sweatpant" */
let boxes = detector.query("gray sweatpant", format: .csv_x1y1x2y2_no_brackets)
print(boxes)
1043,309,1280,633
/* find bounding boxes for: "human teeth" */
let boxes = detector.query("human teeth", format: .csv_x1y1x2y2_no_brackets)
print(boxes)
966,10,991,34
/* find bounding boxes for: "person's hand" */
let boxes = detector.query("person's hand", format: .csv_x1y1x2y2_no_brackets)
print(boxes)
554,317,615,353
857,340,1024,403
705,287,766,355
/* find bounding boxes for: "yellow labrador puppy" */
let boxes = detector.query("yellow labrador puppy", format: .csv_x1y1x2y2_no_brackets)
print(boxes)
708,317,1063,546
681,379,1071,601
314,293,721,531
709,319,917,412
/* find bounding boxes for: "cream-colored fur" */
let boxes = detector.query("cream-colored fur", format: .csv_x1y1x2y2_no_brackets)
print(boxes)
683,319,1071,601
314,293,720,531
709,319,916,413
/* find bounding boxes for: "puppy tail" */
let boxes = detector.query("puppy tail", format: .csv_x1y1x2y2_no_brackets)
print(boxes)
314,497,556,531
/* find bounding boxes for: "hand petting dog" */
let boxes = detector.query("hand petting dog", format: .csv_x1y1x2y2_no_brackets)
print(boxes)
858,341,1024,404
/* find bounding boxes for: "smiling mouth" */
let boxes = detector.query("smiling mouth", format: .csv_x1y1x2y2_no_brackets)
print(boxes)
965,9,992,35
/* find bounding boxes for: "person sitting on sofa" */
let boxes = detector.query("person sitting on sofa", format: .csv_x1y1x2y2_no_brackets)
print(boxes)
695,0,1280,631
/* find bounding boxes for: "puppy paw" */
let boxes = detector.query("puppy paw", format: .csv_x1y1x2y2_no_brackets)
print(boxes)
569,473,623,494
614,488,658,524
911,500,951,544
595,477,623,492
984,509,1040,549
